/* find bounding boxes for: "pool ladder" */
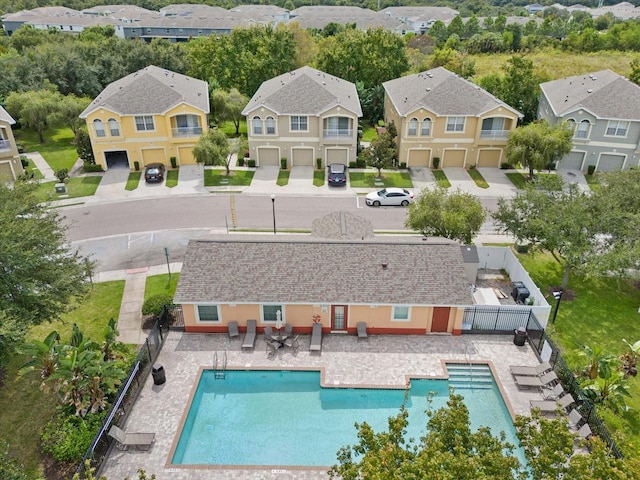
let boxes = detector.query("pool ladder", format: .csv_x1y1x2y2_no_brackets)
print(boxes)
213,350,227,379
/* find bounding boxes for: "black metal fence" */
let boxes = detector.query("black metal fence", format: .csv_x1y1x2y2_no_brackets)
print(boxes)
462,305,534,332
75,308,172,477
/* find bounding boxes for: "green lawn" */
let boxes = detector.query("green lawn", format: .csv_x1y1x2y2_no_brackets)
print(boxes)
360,120,377,142
585,173,601,191
165,169,179,188
144,274,179,301
276,169,290,186
34,176,102,202
467,168,489,188
204,169,254,187
313,169,325,186
432,170,451,188
22,157,44,180
15,127,78,172
517,252,640,453
506,172,528,189
0,281,126,477
216,121,247,136
348,171,413,188
125,172,141,190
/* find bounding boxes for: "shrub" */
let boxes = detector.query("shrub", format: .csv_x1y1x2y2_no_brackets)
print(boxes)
142,293,173,316
545,161,556,171
281,157,287,169
134,161,140,171
399,162,407,169
468,164,476,170
433,157,440,169
244,150,250,158
247,159,256,168
316,157,322,169
349,161,357,168
82,162,104,173
0,439,28,480
20,155,29,168
500,162,513,169
356,159,365,168
237,157,245,167
41,413,105,463
55,168,69,183
170,156,177,169
587,165,596,175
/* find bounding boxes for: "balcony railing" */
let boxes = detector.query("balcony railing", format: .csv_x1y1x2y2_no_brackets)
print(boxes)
480,129,510,140
172,126,203,137
0,139,12,151
323,128,353,139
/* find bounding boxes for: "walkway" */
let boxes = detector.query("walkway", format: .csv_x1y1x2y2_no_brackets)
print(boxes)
24,152,56,181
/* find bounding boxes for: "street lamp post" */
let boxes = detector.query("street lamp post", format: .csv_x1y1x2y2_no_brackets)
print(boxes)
271,194,276,234
551,290,563,324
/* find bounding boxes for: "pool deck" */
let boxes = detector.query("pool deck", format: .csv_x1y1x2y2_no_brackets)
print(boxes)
100,332,544,479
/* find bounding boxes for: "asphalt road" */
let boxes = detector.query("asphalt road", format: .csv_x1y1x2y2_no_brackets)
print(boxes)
62,194,502,272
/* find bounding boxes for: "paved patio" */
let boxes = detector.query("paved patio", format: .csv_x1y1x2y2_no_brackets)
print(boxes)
100,332,543,480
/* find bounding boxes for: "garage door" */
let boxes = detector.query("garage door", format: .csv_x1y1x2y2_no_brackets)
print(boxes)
292,148,314,166
442,149,465,167
258,148,279,166
326,149,347,165
598,153,625,172
177,146,196,165
142,148,166,166
408,149,430,167
476,149,501,167
559,151,584,170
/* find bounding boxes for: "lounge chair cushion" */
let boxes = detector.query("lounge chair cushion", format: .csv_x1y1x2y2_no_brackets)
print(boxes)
309,323,322,351
510,361,552,377
108,425,155,450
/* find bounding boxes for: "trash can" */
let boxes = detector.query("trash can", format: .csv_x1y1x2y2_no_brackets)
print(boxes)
513,328,527,346
152,364,166,385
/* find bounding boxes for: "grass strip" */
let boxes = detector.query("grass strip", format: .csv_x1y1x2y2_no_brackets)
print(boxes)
313,169,325,186
276,170,290,186
585,174,600,191
165,169,179,188
467,168,489,188
35,176,101,202
204,169,254,186
125,172,141,190
349,171,413,188
432,170,451,188
506,172,528,189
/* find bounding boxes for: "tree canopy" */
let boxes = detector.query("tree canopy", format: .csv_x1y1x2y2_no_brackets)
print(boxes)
192,129,231,174
405,187,486,244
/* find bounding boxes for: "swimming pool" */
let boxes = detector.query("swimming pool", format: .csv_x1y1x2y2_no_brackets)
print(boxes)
171,366,523,467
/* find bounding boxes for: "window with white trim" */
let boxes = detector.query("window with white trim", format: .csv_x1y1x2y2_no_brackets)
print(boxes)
108,118,120,136
575,120,590,139
407,118,418,136
135,115,155,131
252,116,262,134
290,116,308,132
266,117,276,135
446,117,465,132
262,304,283,323
196,305,220,322
606,120,628,137
93,119,105,137
421,118,432,136
392,305,410,321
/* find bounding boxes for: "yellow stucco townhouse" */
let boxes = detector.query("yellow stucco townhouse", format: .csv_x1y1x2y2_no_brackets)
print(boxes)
0,105,24,181
79,65,209,171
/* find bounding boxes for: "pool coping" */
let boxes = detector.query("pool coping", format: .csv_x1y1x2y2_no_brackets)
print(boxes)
165,358,515,471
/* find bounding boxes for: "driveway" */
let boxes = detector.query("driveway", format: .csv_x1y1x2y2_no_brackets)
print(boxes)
557,168,590,193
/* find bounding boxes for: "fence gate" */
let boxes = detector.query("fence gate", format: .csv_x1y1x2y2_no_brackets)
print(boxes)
462,306,532,332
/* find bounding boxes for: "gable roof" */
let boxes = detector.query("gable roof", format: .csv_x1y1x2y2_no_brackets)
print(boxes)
174,236,472,306
0,106,16,124
383,67,521,118
241,66,362,117
80,65,209,118
540,69,640,120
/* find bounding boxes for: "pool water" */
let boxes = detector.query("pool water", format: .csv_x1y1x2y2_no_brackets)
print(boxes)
172,367,523,467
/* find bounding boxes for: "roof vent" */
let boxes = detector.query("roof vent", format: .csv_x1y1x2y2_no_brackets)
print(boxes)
587,89,593,93
381,262,388,270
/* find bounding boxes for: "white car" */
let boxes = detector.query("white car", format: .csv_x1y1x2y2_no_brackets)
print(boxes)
365,188,415,206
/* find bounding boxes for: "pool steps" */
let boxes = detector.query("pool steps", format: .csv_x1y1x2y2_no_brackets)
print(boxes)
213,350,227,379
447,364,493,390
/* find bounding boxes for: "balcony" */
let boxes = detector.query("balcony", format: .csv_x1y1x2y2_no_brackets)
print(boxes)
480,130,510,140
172,126,203,137
0,139,12,152
323,128,353,140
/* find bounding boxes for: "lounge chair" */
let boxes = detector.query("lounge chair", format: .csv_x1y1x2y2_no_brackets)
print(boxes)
568,409,584,430
264,326,274,340
309,322,322,351
542,383,565,401
510,361,552,377
514,371,558,389
357,322,368,340
242,320,257,349
284,323,293,336
285,334,300,352
576,423,592,441
108,425,155,451
530,393,575,412
228,321,240,339
266,339,280,356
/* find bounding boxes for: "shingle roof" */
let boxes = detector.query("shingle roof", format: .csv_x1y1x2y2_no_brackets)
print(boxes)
174,236,472,306
241,66,362,117
540,69,640,120
383,67,521,118
80,65,209,118
0,105,16,124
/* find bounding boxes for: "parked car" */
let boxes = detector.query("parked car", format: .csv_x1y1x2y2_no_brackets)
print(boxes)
365,187,414,206
327,163,347,186
144,163,165,183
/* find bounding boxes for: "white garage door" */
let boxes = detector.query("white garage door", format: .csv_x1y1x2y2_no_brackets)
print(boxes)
408,149,430,167
598,153,625,172
292,148,314,166
476,149,501,167
559,151,584,170
442,150,465,167
326,149,347,165
258,148,279,166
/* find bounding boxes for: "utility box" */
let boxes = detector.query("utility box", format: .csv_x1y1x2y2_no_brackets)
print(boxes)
511,281,530,303
54,183,66,194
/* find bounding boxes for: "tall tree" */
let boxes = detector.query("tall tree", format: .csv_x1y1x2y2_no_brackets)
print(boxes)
359,128,396,177
192,129,231,174
0,181,93,368
211,88,249,135
52,94,92,135
505,120,573,179
405,187,486,244
76,127,95,165
5,87,64,143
